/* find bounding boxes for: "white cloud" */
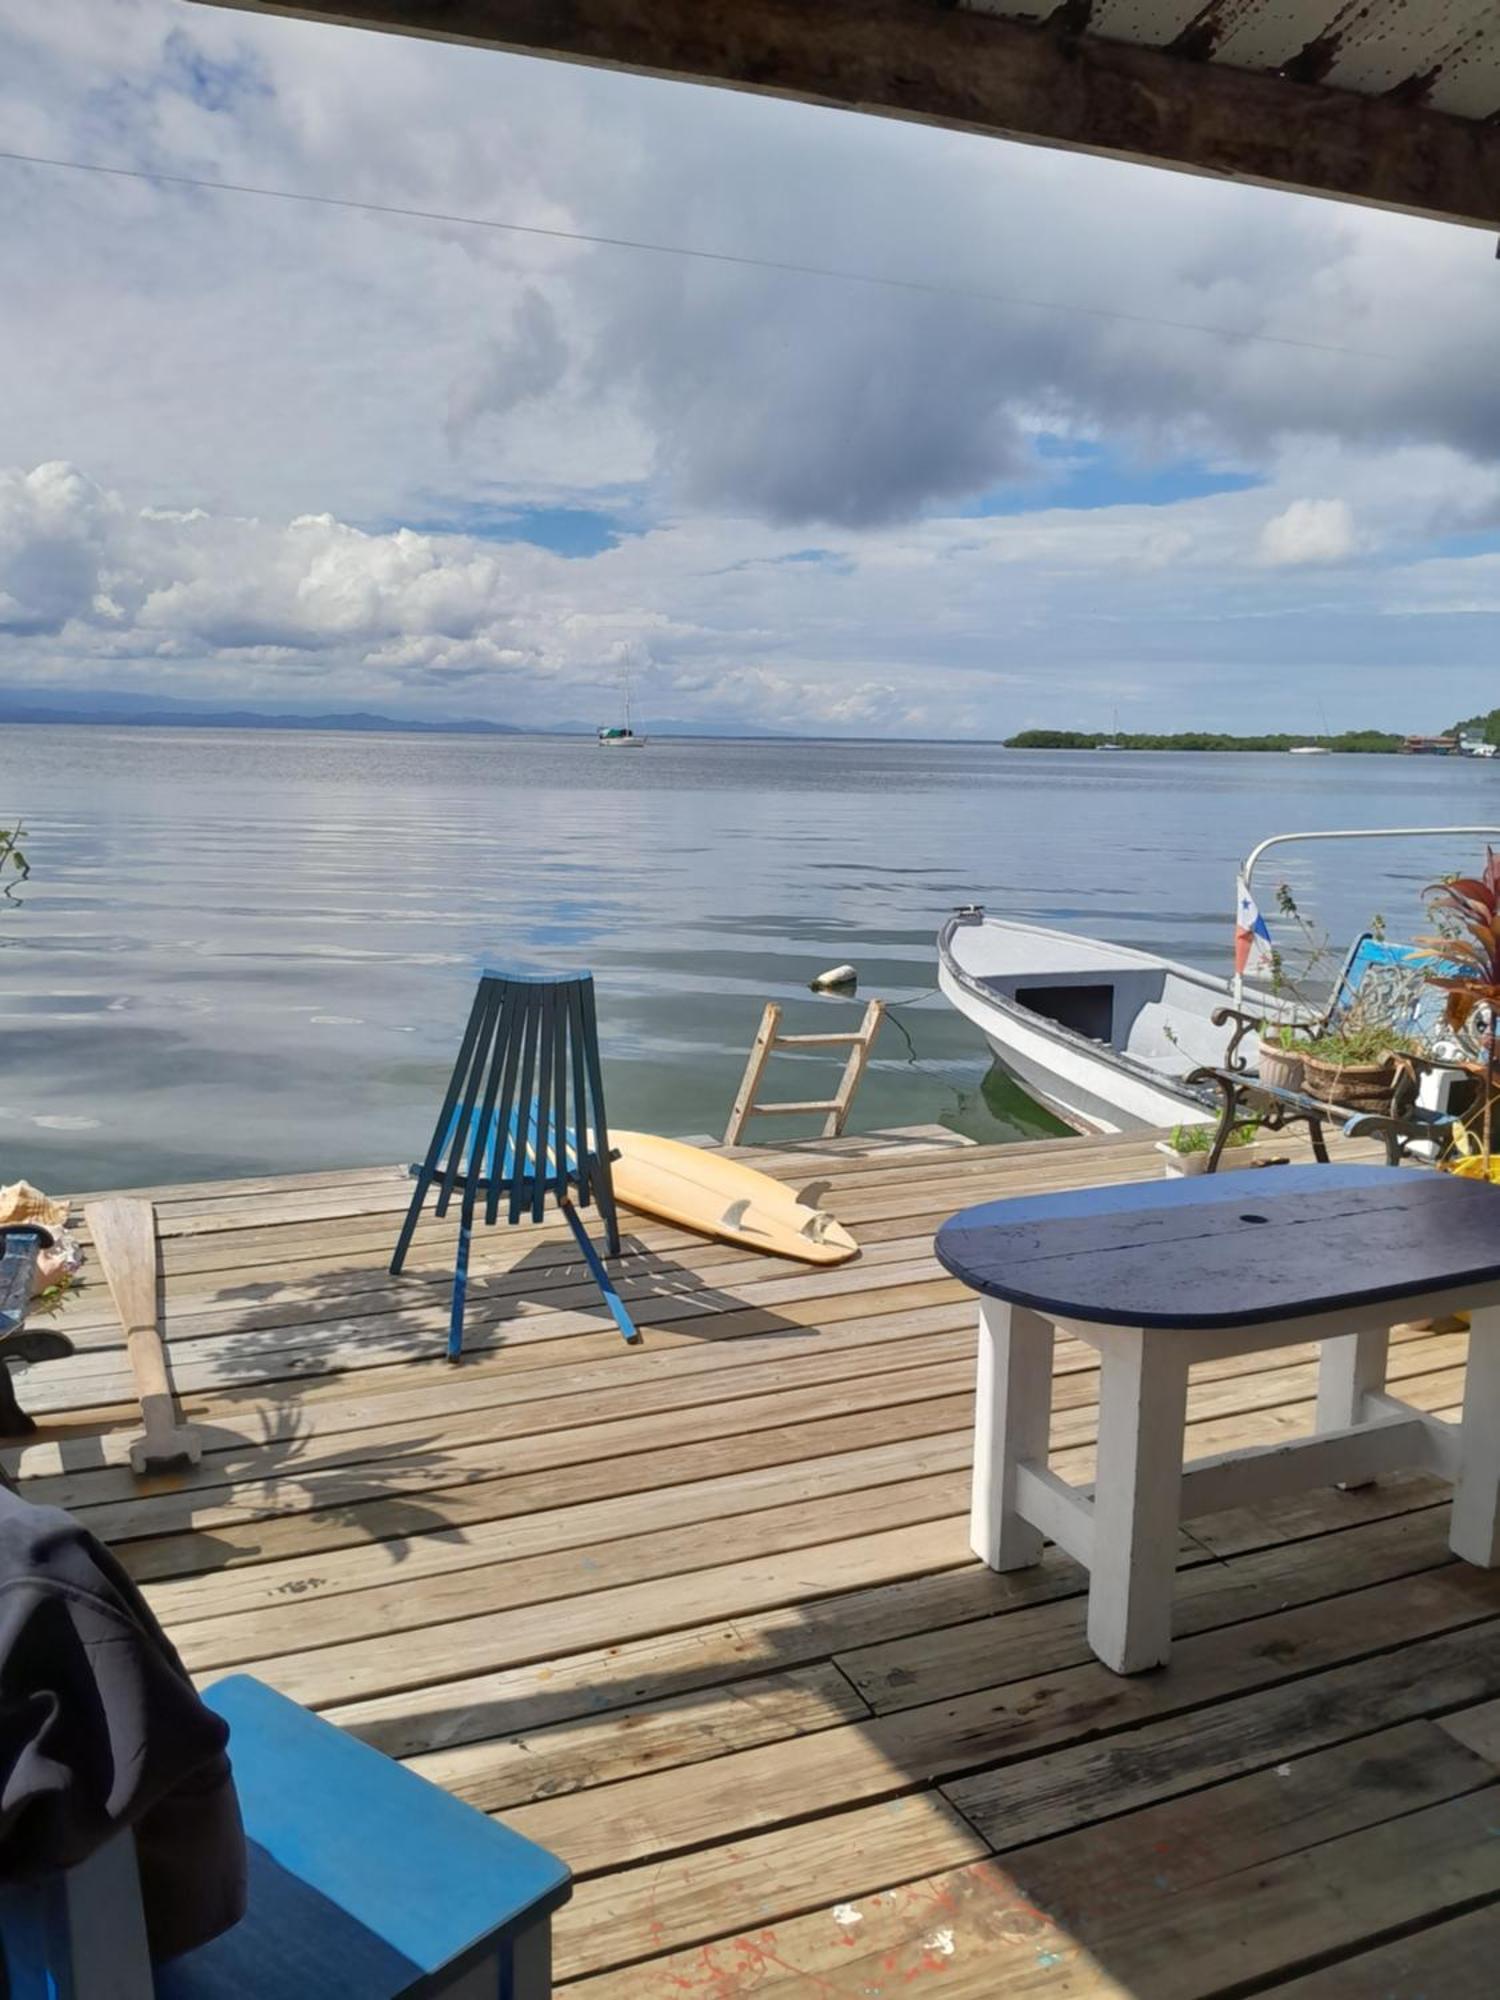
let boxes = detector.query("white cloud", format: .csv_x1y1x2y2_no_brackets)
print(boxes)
3,452,1498,737
1,0,1499,734
1256,498,1357,567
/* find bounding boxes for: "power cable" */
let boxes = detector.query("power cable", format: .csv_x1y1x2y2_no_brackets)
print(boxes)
0,145,1386,361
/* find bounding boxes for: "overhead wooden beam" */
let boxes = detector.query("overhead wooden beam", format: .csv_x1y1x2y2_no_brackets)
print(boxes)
194,0,1500,231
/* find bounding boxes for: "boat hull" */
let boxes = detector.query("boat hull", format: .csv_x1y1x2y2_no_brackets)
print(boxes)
936,961,1210,1134
935,913,1267,1135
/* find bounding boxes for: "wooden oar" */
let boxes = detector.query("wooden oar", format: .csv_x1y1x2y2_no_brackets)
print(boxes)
84,1198,201,1472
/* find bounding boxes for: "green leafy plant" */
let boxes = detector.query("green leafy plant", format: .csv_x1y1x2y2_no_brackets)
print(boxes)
1168,1120,1259,1155
1259,1020,1314,1054
1419,848,1500,1167
1304,1024,1421,1067
1255,883,1348,1043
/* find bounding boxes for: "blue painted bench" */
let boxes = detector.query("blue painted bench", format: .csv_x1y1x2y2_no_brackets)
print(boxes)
0,1675,571,1998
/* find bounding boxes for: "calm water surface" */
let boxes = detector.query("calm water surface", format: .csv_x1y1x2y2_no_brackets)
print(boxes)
2,728,1496,1192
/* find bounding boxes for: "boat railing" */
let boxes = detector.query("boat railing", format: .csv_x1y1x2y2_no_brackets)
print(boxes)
1232,824,1500,1005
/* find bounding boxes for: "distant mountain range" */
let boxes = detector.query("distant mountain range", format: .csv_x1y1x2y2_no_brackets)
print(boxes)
2,690,536,735
0,689,799,740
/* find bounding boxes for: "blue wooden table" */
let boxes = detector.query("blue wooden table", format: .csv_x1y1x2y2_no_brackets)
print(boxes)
935,1164,1500,1674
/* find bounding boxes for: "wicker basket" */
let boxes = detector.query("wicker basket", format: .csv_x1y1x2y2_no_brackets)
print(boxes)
1300,1052,1399,1113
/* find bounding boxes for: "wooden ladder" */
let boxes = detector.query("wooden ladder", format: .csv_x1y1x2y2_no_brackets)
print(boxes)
723,999,886,1146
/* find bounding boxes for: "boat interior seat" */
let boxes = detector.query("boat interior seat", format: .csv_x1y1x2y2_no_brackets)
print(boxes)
1124,990,1231,1069
1131,1052,1192,1076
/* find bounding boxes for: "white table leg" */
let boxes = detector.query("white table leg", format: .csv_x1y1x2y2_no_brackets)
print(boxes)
1088,1328,1188,1674
1452,1304,1500,1568
970,1297,1054,1571
1315,1325,1391,1489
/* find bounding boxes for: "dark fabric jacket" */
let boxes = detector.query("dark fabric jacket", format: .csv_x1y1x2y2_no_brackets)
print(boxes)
0,1484,246,1963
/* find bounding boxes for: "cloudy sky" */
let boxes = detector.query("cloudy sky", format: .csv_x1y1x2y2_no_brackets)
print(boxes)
4,1,1500,738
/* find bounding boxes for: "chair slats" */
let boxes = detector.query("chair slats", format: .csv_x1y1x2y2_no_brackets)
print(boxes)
532,985,556,1225
564,978,594,1211
435,978,502,1220
391,972,635,1356
485,982,527,1228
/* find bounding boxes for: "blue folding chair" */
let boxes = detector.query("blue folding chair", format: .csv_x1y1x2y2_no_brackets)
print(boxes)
391,970,638,1359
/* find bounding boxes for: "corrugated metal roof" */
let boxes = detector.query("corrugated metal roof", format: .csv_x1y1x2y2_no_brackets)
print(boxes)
204,0,1500,228
963,0,1500,122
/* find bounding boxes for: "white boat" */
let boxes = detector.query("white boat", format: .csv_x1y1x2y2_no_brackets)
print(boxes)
598,673,648,747
938,911,1259,1133
1288,744,1330,755
938,824,1500,1136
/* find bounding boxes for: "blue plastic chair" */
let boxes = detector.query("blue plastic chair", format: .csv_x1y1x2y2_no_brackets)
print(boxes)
391,970,638,1359
1324,933,1462,1048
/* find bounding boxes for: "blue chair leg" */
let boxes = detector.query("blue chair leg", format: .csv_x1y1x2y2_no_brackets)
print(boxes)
560,1201,639,1346
390,1172,429,1276
0,1830,153,2000
593,1172,623,1260
500,1913,553,1997
448,1216,472,1363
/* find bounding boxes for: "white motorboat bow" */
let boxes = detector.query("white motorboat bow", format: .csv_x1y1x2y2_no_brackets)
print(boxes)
938,911,1260,1133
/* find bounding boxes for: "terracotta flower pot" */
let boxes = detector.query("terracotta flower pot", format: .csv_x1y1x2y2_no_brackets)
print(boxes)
1257,1041,1305,1092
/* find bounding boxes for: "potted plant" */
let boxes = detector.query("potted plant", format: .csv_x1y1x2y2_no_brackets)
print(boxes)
1156,1121,1260,1177
1256,1020,1310,1092
1421,850,1500,1181
1250,883,1349,1091
1300,1022,1420,1112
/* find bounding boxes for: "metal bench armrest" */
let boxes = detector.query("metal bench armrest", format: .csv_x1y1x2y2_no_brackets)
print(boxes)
1342,1108,1456,1165
1208,1004,1264,1073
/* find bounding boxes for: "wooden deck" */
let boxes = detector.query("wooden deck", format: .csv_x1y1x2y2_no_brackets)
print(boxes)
11,1126,1500,1996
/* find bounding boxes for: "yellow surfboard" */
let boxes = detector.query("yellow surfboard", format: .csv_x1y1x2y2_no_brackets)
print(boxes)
608,1131,858,1265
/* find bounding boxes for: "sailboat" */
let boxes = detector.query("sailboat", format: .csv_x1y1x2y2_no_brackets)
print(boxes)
1289,702,1333,753
597,672,648,748
1096,707,1124,751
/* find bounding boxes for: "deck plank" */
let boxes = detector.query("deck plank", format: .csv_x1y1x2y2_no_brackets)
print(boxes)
1258,1903,1500,1998
499,1567,1500,1877
564,1722,1495,1996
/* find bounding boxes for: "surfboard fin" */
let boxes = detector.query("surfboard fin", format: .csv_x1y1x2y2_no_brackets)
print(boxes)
720,1197,752,1231
800,1210,833,1241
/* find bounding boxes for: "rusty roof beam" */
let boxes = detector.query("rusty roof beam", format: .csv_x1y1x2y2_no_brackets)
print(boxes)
192,0,1500,231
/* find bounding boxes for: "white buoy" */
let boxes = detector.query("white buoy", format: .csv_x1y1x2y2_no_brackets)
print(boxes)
810,964,858,992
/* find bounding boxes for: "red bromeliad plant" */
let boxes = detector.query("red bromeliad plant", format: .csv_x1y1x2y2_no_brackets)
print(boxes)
1420,848,1500,1166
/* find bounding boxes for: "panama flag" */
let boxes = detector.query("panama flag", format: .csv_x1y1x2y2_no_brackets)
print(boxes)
1235,875,1275,978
